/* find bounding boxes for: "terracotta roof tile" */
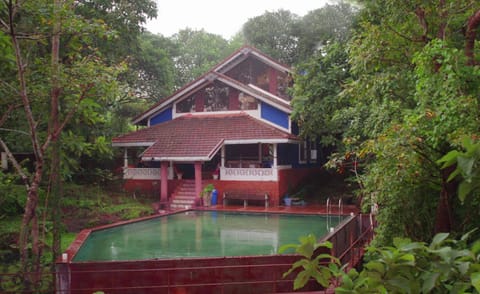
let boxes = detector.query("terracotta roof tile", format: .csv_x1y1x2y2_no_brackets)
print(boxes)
112,113,299,160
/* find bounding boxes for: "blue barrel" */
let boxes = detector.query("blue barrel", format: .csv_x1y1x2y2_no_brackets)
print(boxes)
211,189,218,205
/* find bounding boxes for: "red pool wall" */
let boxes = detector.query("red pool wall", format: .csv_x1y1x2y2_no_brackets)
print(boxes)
57,255,323,293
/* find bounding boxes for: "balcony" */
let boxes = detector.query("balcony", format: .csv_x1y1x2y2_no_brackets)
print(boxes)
123,168,161,180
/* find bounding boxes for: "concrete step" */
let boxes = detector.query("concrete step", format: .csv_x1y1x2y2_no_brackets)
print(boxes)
170,203,193,210
174,195,196,200
172,199,195,205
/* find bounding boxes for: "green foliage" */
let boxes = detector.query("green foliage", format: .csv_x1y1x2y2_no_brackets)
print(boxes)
171,28,233,86
335,232,480,293
337,0,480,245
200,184,215,197
279,234,341,290
243,9,301,65
0,173,26,217
438,137,480,203
291,42,351,147
298,2,358,59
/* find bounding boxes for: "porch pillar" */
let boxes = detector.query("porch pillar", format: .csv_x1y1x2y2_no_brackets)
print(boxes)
273,143,278,168
123,148,128,168
258,143,262,163
160,161,168,202
221,146,225,167
194,161,202,204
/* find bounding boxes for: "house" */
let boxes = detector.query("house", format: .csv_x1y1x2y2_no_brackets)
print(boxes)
112,46,321,208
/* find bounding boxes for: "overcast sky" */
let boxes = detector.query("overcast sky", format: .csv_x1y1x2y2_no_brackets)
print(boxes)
146,0,331,39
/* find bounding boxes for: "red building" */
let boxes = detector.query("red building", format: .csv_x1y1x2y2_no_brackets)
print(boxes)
112,46,321,207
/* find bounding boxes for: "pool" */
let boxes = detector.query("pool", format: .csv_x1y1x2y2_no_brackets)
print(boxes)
73,211,345,261
58,210,368,293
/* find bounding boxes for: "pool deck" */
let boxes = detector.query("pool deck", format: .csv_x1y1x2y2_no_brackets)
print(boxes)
183,203,360,215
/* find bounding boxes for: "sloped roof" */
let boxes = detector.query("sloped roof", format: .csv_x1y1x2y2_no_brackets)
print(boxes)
132,46,292,125
112,113,299,161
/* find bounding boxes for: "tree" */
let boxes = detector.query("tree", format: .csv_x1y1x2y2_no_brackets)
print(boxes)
340,0,480,244
0,0,124,289
171,28,232,87
242,9,301,65
297,2,358,59
291,42,351,148
135,32,176,102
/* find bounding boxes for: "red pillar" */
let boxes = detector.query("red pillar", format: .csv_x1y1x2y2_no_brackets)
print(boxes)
160,161,168,202
194,161,202,204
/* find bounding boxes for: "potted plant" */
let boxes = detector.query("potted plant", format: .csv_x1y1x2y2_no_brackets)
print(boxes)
201,184,215,207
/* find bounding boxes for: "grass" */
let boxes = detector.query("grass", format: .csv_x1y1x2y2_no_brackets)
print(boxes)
0,182,155,270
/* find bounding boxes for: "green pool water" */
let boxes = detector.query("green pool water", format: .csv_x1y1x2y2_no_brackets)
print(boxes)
73,211,345,262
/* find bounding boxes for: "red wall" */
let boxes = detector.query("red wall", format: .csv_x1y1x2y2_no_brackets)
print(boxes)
123,168,321,206
58,255,322,293
278,167,322,198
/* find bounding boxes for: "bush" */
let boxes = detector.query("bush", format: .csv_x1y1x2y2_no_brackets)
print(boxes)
0,172,26,217
336,232,480,293
282,232,480,293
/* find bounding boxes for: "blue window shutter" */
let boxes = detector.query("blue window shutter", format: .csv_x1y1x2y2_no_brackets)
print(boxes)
150,107,173,126
260,102,289,129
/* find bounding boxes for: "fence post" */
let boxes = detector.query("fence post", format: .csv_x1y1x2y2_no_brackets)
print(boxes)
55,262,70,294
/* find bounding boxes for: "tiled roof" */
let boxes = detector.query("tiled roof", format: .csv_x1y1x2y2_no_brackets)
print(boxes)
112,113,299,160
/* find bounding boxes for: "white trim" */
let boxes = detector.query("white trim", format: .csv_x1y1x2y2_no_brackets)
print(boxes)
172,109,259,119
133,78,207,125
124,168,161,180
112,142,154,147
220,167,278,181
224,138,298,145
248,84,290,107
217,77,291,113
213,47,292,75
250,50,292,73
143,156,210,162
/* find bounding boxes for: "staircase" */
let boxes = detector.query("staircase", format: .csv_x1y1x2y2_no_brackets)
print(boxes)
169,180,197,210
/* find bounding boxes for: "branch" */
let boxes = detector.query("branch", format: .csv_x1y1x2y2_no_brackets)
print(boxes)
44,83,94,149
436,0,448,40
465,9,480,66
415,7,430,43
0,137,30,189
7,3,43,164
0,103,22,127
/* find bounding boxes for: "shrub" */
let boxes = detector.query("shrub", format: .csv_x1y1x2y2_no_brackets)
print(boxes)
336,232,480,293
0,172,26,217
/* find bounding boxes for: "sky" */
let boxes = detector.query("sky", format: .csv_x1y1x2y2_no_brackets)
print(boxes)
146,0,331,39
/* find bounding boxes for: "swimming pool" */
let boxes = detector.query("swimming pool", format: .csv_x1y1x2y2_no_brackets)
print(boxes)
73,211,345,262
58,210,368,293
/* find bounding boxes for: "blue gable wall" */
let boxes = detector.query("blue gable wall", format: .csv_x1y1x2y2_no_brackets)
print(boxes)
261,102,289,129
150,107,172,126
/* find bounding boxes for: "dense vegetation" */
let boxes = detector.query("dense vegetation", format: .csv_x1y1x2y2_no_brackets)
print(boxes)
1,0,480,292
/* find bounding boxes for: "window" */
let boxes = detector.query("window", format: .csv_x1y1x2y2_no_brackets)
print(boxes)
299,140,317,164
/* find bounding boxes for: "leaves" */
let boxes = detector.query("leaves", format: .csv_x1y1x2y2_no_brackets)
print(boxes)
280,234,339,290
335,233,480,293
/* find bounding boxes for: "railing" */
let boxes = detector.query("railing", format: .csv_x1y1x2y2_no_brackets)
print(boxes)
322,214,375,269
220,167,278,181
123,168,161,180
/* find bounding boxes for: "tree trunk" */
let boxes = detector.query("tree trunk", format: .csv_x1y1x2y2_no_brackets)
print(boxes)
19,169,42,289
465,10,480,65
50,0,62,267
434,166,456,233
